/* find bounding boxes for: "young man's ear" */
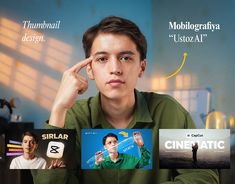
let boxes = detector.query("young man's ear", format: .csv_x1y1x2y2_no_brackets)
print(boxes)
138,59,147,78
86,63,95,80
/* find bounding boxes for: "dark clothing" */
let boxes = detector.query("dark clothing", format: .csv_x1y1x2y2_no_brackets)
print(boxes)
192,144,198,163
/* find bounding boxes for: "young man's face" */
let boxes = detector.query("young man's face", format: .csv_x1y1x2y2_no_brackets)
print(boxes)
87,33,146,99
104,136,118,153
22,135,37,155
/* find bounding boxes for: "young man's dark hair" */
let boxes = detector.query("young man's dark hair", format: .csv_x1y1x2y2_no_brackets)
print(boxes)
82,16,147,60
102,133,118,145
22,131,38,144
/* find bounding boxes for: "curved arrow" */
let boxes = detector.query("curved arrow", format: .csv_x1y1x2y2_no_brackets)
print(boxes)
119,131,128,137
165,52,187,79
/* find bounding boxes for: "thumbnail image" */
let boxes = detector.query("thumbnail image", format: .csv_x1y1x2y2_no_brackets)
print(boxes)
6,126,76,169
159,129,230,169
81,129,152,169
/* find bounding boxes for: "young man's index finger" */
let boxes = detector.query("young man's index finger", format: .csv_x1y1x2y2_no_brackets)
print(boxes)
70,56,93,72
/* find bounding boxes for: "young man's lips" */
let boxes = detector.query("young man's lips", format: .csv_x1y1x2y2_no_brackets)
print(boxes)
107,79,125,87
107,79,125,84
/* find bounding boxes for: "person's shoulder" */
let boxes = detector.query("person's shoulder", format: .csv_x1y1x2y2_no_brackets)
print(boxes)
140,91,177,103
139,91,188,114
12,155,23,161
10,155,22,166
139,91,196,128
36,156,46,162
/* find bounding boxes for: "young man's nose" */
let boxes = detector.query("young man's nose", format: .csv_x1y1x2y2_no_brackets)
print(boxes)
25,142,30,147
109,57,123,75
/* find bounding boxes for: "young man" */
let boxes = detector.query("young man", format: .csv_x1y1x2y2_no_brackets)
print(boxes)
10,131,46,169
32,16,219,183
94,132,150,169
192,142,198,163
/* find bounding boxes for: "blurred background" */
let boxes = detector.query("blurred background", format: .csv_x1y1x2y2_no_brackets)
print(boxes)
0,0,234,183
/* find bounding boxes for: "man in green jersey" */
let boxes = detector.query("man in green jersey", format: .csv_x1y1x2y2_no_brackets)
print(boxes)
32,16,219,184
94,132,150,169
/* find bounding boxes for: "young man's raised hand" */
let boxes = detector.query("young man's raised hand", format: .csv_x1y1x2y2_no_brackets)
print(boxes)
95,151,105,165
133,132,144,148
49,57,93,128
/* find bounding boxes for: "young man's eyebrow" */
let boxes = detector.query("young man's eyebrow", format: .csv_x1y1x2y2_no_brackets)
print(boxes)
94,51,135,56
118,51,135,55
94,51,108,56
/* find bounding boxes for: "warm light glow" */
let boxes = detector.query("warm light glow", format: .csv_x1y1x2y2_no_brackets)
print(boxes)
183,75,191,88
0,18,20,49
151,77,167,90
0,53,14,86
205,111,227,129
0,17,74,111
14,61,38,100
0,73,10,86
15,61,38,78
48,38,73,54
176,75,183,89
39,97,53,111
159,78,167,90
176,75,192,89
40,86,57,101
42,75,60,91
229,116,235,128
0,26,19,41
13,82,36,100
38,75,59,110
1,18,21,32
151,77,159,90
19,45,41,61
0,60,12,76
44,38,72,73
0,34,17,49
0,52,14,65
45,56,68,72
15,72,37,90
46,47,71,64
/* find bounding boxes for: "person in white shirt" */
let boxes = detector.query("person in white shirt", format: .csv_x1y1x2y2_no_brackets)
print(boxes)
10,131,46,169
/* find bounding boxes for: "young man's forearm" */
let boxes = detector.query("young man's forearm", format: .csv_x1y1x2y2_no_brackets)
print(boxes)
49,105,67,128
48,57,93,128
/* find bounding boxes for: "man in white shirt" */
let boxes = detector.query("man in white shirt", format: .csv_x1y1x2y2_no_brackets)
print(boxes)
10,131,46,169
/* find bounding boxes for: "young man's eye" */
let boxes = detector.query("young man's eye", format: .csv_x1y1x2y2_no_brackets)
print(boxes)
120,56,132,62
96,57,108,63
